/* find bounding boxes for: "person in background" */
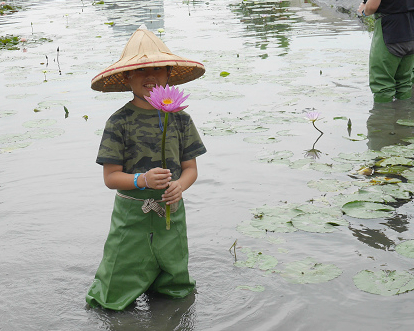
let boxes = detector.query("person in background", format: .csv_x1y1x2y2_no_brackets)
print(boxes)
358,0,414,102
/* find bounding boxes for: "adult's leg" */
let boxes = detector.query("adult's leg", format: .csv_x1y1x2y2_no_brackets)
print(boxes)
369,19,401,103
395,53,414,100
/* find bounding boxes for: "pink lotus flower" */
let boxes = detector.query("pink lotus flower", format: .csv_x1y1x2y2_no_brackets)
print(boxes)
305,111,321,123
144,84,189,113
306,111,323,135
144,84,190,230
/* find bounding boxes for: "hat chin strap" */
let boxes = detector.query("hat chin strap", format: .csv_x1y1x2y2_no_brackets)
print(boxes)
132,70,172,103
133,93,148,103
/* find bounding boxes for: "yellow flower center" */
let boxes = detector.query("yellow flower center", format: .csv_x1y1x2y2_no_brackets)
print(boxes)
162,98,173,105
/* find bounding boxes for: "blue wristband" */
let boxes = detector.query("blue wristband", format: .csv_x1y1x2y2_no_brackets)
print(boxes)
362,10,366,17
134,173,145,190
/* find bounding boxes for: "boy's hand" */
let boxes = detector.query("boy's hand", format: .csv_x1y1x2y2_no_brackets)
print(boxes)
145,167,171,189
162,181,183,204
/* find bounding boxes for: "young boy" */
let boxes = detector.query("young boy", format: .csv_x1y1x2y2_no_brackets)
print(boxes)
85,27,207,311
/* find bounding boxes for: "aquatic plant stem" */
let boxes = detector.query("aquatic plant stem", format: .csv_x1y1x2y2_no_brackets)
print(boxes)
312,121,324,135
161,112,171,230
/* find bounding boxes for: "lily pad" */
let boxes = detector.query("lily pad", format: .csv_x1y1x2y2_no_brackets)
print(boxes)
256,150,293,163
401,169,414,182
307,178,353,192
236,285,265,292
237,221,266,238
234,248,278,271
251,215,297,233
396,119,414,127
332,189,397,207
376,157,414,167
353,270,414,296
375,165,410,176
243,135,280,144
343,134,367,141
251,203,303,218
291,213,348,233
22,119,57,128
280,257,342,284
395,240,414,259
341,201,395,219
235,125,269,133
309,162,353,173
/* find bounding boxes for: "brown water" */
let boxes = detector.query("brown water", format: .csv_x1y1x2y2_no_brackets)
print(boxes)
1,0,414,330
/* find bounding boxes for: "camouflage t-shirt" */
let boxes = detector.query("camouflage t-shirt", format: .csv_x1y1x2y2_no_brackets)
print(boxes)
96,102,207,180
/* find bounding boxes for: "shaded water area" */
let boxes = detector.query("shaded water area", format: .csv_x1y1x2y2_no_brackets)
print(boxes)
1,0,414,330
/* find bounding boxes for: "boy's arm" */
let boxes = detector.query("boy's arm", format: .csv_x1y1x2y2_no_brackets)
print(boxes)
103,163,171,190
162,158,198,204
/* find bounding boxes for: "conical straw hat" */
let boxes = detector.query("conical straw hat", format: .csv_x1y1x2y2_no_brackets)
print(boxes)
91,28,205,92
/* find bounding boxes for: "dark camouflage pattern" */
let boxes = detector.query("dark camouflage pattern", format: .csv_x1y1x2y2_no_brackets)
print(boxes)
97,101,207,180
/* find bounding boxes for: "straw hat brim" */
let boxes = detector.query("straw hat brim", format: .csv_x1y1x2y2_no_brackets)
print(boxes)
91,29,205,92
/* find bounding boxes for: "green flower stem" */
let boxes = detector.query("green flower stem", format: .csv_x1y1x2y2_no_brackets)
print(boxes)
312,121,324,135
162,112,171,230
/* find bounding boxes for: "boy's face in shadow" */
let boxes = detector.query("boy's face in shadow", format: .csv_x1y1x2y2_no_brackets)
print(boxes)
125,66,169,108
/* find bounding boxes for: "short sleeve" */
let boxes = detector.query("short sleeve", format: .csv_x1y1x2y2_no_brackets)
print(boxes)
181,115,207,161
96,118,125,166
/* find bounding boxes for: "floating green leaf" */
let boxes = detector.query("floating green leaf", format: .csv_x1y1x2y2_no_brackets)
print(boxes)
243,135,280,144
256,150,293,163
375,165,410,176
234,248,278,271
251,215,297,233
332,189,397,207
396,119,414,127
353,270,414,296
235,125,269,133
376,157,414,167
251,203,302,219
395,240,414,259
291,213,348,233
342,201,395,219
220,71,230,77
309,162,353,173
236,285,265,292
280,257,342,284
307,178,353,192
402,169,414,182
237,221,266,238
343,133,367,141
22,119,57,128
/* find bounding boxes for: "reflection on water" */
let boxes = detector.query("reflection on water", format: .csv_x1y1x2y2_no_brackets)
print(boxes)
230,0,293,53
345,99,414,251
304,131,323,159
88,293,196,331
94,0,165,35
367,99,414,151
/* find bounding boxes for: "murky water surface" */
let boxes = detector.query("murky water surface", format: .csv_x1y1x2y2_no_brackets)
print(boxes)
1,0,414,330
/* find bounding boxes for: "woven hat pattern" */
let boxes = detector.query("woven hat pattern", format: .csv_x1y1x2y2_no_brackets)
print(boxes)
91,29,205,92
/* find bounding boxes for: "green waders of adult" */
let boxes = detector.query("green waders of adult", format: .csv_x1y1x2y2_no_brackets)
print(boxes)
369,18,414,103
86,189,195,311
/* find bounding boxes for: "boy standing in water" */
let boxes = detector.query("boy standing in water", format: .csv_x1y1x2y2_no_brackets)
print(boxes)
358,0,414,102
85,27,206,310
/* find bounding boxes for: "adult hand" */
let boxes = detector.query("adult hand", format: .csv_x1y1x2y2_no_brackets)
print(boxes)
357,2,366,16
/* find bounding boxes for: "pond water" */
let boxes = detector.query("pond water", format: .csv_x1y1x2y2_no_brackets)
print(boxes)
1,0,414,330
